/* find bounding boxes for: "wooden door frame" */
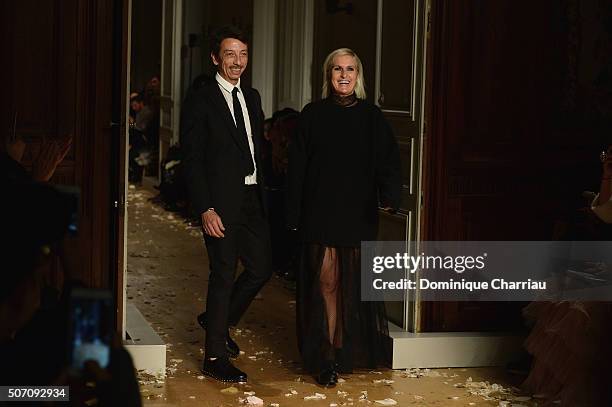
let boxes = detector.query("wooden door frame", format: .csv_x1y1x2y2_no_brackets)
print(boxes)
419,0,451,331
110,0,130,335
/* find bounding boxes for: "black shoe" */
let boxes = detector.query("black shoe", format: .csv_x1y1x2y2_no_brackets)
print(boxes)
316,361,338,387
197,312,240,358
201,357,247,383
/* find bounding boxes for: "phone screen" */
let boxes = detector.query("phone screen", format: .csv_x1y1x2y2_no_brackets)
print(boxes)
68,288,113,371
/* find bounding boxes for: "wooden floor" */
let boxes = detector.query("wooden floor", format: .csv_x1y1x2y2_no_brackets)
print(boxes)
126,183,536,407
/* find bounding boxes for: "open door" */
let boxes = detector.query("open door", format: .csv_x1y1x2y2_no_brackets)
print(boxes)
374,0,428,332
112,0,131,335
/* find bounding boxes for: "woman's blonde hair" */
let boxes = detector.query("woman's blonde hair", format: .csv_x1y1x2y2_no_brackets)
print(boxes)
321,48,366,99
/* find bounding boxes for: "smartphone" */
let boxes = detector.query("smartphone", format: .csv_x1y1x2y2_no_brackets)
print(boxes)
67,288,113,373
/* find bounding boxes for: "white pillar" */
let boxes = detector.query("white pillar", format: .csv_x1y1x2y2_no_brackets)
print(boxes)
252,0,277,118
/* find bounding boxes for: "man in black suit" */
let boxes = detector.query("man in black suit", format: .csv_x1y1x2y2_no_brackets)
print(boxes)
181,26,272,383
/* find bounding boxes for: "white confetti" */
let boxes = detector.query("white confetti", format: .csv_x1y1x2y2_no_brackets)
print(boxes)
246,395,263,405
304,393,326,401
374,399,397,406
372,379,394,385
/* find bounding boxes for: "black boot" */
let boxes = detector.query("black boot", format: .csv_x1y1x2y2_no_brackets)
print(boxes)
197,312,240,358
316,360,338,387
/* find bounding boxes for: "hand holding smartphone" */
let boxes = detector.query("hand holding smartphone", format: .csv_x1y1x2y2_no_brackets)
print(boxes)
67,288,113,375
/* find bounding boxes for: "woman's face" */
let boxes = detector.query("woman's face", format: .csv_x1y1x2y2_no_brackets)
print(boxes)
330,55,357,96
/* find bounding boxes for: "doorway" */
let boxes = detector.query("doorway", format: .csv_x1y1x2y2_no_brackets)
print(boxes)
128,0,163,185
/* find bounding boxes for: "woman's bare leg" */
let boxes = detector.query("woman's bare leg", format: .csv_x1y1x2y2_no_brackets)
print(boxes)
320,247,340,347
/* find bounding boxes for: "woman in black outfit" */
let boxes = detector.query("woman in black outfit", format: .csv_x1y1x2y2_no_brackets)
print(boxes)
288,48,401,386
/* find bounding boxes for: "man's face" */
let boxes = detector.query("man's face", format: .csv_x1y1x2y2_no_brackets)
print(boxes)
148,76,160,89
330,54,357,96
212,38,248,85
131,101,143,112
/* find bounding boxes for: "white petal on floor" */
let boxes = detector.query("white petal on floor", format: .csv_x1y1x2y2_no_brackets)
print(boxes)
246,395,263,405
374,399,397,405
304,393,327,401
372,379,394,384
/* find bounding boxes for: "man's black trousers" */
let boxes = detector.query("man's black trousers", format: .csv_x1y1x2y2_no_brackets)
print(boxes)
203,185,272,358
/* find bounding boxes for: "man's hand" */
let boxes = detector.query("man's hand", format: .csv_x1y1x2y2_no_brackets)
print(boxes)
202,209,225,238
32,134,73,182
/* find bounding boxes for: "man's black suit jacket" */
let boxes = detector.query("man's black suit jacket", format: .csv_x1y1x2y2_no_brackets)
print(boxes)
181,81,267,224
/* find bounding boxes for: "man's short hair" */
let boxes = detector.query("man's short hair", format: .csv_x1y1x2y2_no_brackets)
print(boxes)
209,25,248,58
130,93,144,103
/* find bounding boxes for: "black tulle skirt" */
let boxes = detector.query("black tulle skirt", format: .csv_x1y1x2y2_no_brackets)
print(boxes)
296,243,390,373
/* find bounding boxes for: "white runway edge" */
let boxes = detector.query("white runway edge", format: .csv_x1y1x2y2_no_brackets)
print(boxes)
124,302,167,377
388,323,524,369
